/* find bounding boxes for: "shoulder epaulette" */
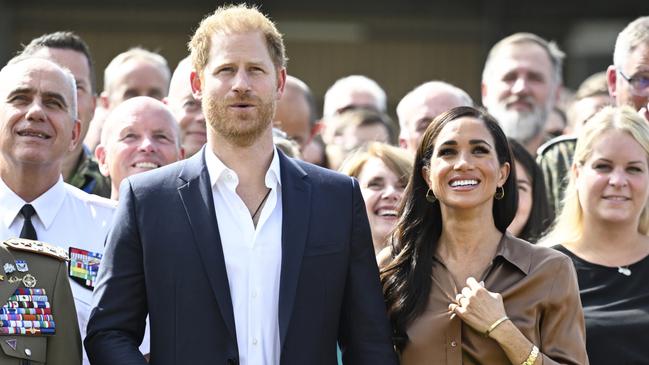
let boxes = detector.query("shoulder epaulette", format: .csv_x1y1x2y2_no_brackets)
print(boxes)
3,238,69,261
536,135,577,156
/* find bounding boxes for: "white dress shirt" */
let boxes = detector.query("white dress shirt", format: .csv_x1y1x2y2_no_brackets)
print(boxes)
0,176,149,364
206,147,283,365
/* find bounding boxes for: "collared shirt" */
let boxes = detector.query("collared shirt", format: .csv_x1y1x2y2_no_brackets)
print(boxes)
383,233,588,365
67,146,111,198
0,176,149,365
206,147,283,365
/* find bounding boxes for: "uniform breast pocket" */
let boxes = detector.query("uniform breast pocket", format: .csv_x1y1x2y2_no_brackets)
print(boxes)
303,242,345,257
0,336,47,364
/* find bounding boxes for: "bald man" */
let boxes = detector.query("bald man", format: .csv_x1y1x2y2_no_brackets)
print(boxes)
95,96,184,200
166,56,207,157
396,81,473,153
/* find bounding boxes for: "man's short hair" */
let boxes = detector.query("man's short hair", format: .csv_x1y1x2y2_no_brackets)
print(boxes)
396,81,473,135
103,47,171,94
19,31,96,94
323,75,387,118
188,4,287,76
613,16,649,67
482,32,565,85
2,57,78,120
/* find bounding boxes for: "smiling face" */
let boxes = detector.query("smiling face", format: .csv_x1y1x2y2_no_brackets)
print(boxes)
575,129,649,227
357,157,407,253
191,31,285,148
97,97,182,199
423,116,509,213
0,59,79,175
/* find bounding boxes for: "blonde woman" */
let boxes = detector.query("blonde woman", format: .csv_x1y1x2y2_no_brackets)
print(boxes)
542,106,649,364
340,142,412,255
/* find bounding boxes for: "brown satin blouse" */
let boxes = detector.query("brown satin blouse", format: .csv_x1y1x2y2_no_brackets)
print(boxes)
385,233,589,365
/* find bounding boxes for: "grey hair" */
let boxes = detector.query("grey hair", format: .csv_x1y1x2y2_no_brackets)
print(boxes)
482,32,565,86
613,16,649,68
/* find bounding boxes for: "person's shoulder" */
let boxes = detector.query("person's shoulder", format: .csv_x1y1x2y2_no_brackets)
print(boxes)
536,135,577,158
504,233,572,270
63,183,116,212
290,157,354,185
2,238,68,262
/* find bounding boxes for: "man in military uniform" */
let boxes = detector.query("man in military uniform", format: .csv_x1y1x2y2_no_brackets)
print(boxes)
19,31,111,198
0,57,115,365
0,238,81,364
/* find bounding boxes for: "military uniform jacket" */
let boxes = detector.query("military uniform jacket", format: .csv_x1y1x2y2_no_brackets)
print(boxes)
0,239,81,365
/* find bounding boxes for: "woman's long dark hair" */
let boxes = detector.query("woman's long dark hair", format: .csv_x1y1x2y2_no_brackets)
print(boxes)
508,138,554,242
380,106,517,349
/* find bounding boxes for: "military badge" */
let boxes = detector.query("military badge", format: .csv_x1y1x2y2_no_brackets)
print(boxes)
15,260,28,272
68,247,102,290
3,263,15,275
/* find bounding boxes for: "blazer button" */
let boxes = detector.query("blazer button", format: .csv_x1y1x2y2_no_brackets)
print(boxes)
227,358,239,365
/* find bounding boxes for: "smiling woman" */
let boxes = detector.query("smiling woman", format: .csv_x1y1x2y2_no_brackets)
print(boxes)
379,106,588,364
541,105,649,364
339,142,412,255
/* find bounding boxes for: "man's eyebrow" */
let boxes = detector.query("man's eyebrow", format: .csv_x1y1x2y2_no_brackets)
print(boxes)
7,87,34,97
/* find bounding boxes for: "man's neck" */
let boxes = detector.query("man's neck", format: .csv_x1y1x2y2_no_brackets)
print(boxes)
62,145,84,181
208,130,275,189
0,163,61,202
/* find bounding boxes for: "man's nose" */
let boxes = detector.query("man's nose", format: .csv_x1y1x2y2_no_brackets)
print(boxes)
25,101,47,122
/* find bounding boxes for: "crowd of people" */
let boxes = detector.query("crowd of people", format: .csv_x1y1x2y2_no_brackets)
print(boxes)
0,3,648,364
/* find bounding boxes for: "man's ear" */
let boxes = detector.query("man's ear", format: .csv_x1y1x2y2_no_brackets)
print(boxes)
276,68,287,100
69,120,81,152
99,92,110,109
606,65,618,100
190,71,202,100
481,81,488,103
95,145,110,177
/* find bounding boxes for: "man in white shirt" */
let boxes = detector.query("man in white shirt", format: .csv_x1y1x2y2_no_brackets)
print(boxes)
86,4,397,365
0,57,115,363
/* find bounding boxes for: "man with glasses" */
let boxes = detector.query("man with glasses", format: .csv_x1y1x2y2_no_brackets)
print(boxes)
607,16,649,120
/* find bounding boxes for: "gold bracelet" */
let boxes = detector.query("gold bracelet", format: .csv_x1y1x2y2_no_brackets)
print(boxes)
521,345,539,365
484,316,509,337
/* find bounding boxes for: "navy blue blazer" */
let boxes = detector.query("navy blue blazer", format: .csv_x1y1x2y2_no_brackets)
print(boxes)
85,148,397,365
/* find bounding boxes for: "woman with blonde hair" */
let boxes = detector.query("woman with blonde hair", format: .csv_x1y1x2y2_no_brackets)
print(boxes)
380,106,587,364
340,142,412,255
543,105,649,364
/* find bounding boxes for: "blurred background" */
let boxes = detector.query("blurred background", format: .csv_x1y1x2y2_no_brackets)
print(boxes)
0,0,644,115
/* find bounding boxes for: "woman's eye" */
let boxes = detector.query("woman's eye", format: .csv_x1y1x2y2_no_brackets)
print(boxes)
437,148,455,157
473,146,489,154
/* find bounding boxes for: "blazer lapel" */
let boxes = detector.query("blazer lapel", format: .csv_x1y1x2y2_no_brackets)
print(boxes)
277,153,311,347
177,149,237,342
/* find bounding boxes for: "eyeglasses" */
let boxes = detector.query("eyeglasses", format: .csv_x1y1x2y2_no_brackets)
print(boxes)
617,69,649,97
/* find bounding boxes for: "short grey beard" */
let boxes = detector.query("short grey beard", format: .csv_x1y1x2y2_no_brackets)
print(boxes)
491,105,548,145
